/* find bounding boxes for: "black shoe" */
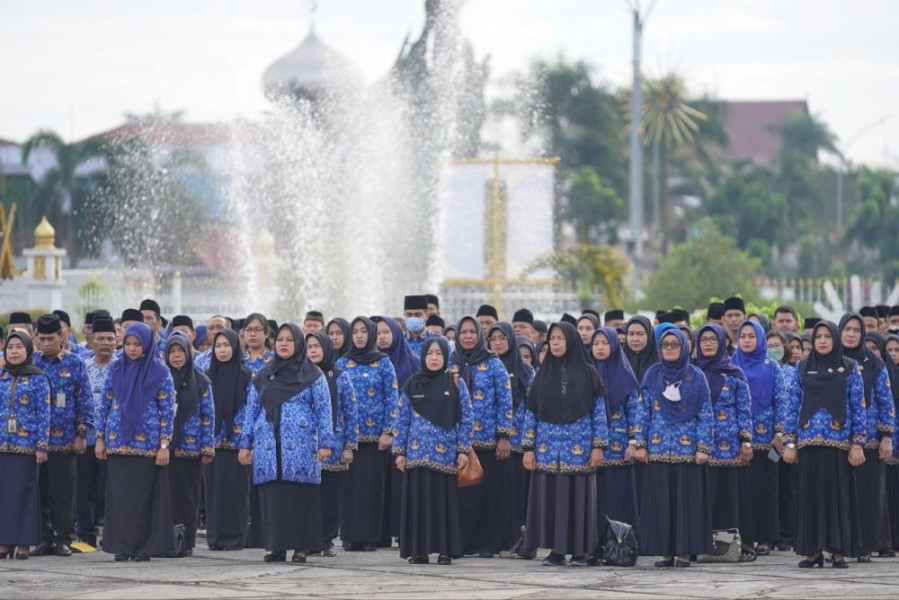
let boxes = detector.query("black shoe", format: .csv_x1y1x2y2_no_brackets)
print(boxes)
209,545,224,551
408,555,429,564
541,552,566,566
755,545,770,556
30,542,55,557
182,548,193,557
14,551,29,560
114,554,130,562
478,551,494,558
131,554,150,562
513,547,537,560
776,544,792,552
0,548,11,559
343,542,364,552
857,554,872,563
55,544,72,557
569,555,589,567
437,554,452,565
833,558,849,568
655,558,675,568
799,554,824,568
291,552,307,564
674,558,691,568
879,549,896,558
264,551,286,562
363,543,377,552
321,545,337,557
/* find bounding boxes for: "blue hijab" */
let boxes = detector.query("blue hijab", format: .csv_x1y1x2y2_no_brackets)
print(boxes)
375,316,420,388
592,327,638,413
654,322,678,345
694,323,746,402
643,329,707,424
732,320,776,414
110,322,171,442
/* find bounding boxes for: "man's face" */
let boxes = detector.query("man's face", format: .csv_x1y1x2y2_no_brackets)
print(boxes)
142,310,159,332
92,332,117,360
36,332,63,357
774,311,797,333
173,325,195,342
863,316,879,335
403,308,427,320
477,315,496,339
304,320,323,334
427,303,440,317
723,310,745,335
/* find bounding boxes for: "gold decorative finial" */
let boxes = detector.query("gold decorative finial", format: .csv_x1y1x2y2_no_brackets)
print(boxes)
34,217,56,250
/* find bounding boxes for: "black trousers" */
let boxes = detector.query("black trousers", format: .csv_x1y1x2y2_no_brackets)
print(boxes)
39,453,76,545
75,447,107,546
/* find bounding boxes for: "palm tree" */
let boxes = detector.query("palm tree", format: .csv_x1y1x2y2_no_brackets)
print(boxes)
521,244,631,310
20,129,103,264
635,74,710,250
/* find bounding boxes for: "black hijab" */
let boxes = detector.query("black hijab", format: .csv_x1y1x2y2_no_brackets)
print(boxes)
693,323,747,402
882,334,899,408
839,312,885,404
527,322,604,425
307,330,342,429
2,331,46,379
452,316,496,391
534,340,547,368
254,323,323,434
344,316,387,365
488,322,531,409
403,337,461,429
207,329,252,437
799,321,854,428
326,317,352,357
624,315,659,382
166,334,208,449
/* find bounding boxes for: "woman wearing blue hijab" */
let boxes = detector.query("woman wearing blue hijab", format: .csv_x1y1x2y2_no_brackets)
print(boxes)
591,327,642,537
732,320,787,556
633,328,713,567
95,322,176,562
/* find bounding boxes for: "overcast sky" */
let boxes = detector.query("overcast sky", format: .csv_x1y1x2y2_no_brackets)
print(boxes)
2,0,897,167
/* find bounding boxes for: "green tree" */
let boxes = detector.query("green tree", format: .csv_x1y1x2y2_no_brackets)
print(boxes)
844,168,899,281
521,244,631,310
644,220,760,310
19,129,104,264
565,166,625,244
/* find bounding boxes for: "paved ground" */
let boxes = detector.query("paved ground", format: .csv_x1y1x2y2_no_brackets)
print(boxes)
3,539,899,599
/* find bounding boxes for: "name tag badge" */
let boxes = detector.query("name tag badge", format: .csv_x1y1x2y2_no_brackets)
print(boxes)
7,416,17,433
55,393,67,408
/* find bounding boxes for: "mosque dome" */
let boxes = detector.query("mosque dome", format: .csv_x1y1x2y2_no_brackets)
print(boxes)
262,28,362,102
34,217,57,249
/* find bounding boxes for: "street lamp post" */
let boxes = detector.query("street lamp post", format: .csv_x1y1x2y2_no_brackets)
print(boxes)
836,114,890,233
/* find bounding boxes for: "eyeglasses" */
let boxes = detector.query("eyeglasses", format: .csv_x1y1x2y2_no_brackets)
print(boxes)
487,335,507,343
699,336,718,345
244,327,265,334
661,342,682,350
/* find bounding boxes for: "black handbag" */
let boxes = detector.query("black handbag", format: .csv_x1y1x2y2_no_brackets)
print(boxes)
595,515,639,566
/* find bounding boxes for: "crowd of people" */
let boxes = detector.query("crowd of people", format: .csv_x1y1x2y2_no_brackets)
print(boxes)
1,293,898,570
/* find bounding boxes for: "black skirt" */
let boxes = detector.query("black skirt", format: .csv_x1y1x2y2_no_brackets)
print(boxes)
506,452,530,541
707,465,755,547
258,480,322,552
320,470,346,545
0,453,41,545
399,467,462,558
852,448,891,553
887,465,899,549
381,460,403,542
795,446,861,557
597,465,640,539
340,442,388,544
640,462,712,557
749,450,779,543
525,470,598,556
458,449,517,555
245,486,265,548
169,457,203,549
203,448,251,549
103,455,174,556
777,460,798,546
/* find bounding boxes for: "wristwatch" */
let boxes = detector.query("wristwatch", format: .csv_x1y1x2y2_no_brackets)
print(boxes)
786,443,796,449
160,441,169,450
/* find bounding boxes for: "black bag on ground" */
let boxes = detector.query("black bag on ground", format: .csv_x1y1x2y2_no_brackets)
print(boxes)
595,515,638,566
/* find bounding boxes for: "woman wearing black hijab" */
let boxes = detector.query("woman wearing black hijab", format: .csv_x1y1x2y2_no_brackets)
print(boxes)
624,316,659,382
838,313,894,561
204,329,254,551
881,333,899,555
633,328,713,567
238,323,333,563
783,320,866,568
394,337,474,565
521,322,608,566
336,317,399,552
0,331,52,560
165,334,215,556
306,331,358,557
326,318,352,357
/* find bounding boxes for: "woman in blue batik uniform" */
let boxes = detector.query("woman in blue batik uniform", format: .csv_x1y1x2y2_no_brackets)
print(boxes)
590,327,641,536
451,316,514,558
522,322,608,566
394,337,474,565
783,320,866,568
880,333,899,555
633,328,713,568
204,329,255,551
165,334,215,556
336,317,399,551
838,313,894,560
238,322,333,564
95,322,176,562
487,322,535,554
732,320,787,555
0,331,52,560
694,323,755,548
306,330,358,557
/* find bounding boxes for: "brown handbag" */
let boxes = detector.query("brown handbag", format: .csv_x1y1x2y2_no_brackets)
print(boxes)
457,448,483,487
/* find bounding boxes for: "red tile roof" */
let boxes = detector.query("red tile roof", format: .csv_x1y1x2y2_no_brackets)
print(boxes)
719,100,809,164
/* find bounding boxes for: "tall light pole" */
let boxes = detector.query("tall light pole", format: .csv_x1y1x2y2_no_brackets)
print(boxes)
836,114,890,232
627,0,657,286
